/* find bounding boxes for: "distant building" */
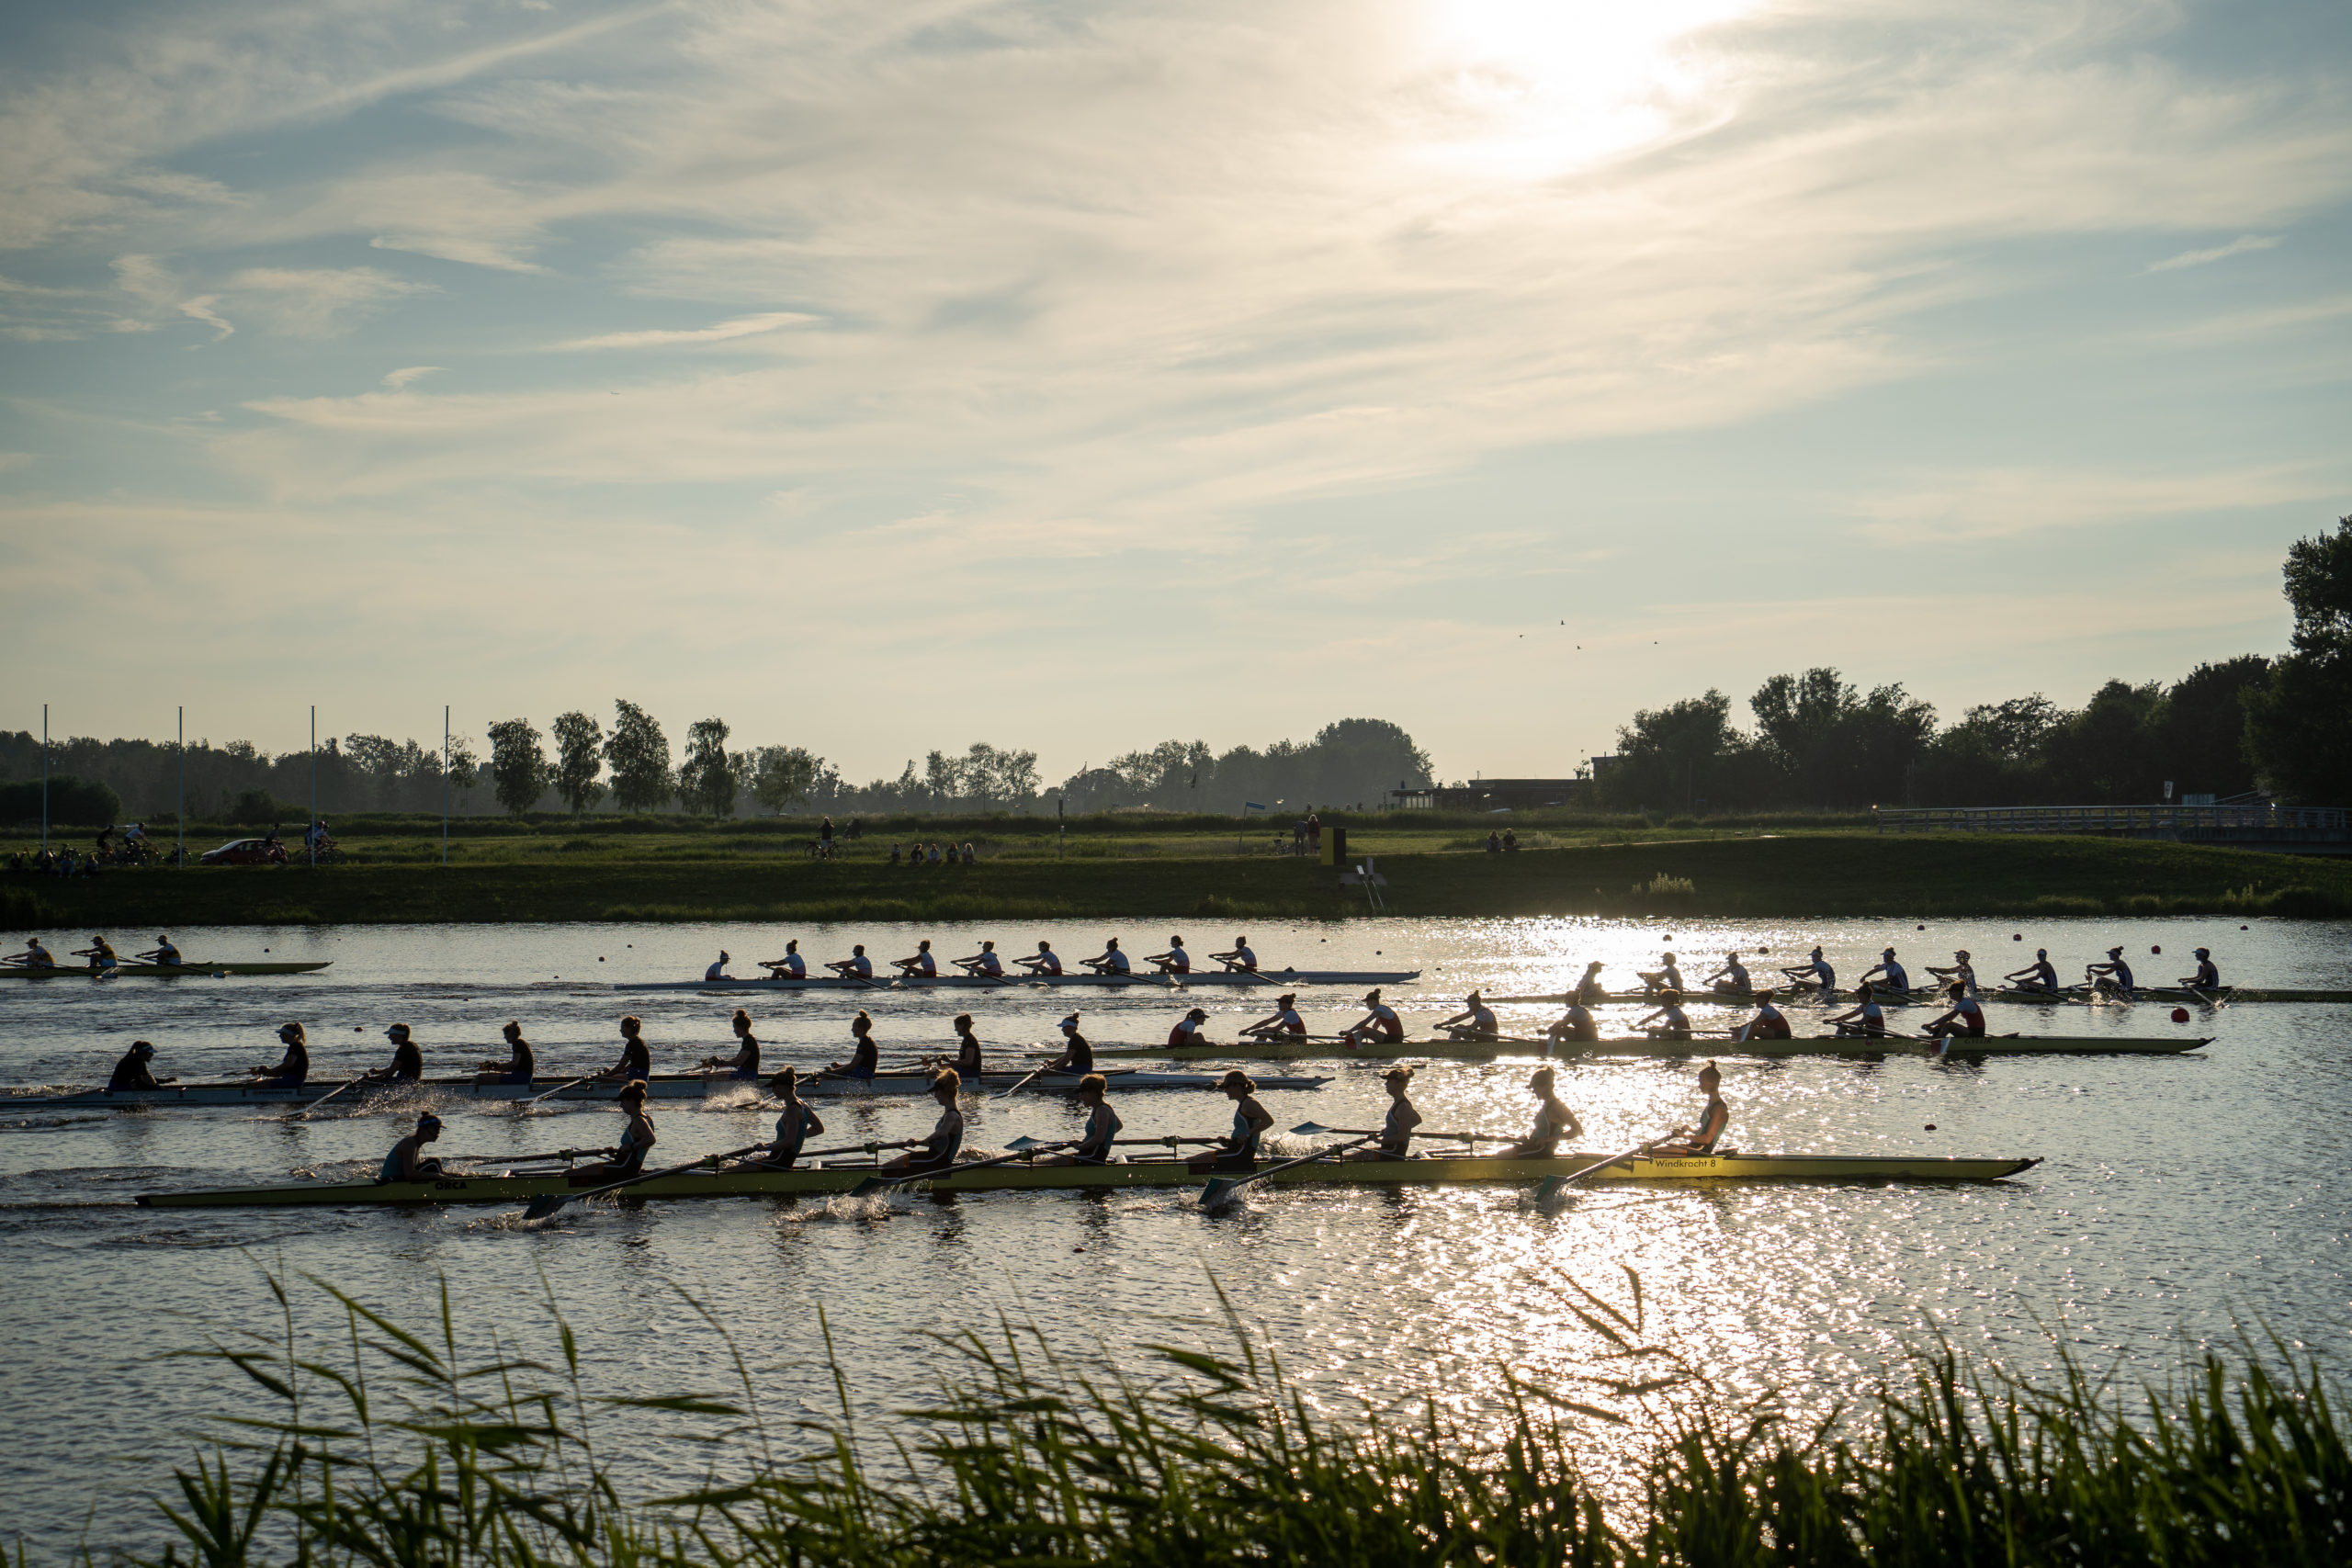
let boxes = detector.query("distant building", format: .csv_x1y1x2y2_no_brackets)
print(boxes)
1387,777,1592,811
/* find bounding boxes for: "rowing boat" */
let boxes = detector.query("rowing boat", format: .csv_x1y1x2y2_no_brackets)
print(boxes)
1097,1033,2212,1060
135,1148,2041,1208
11,1066,1330,1111
614,967,1420,993
1482,985,2346,1007
0,961,333,979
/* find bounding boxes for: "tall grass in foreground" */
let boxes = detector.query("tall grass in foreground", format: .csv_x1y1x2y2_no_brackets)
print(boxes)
115,1270,2349,1567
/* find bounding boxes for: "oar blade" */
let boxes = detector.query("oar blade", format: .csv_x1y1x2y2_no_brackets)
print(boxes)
521,1192,571,1222
1534,1175,1568,1202
1198,1177,1243,1209
847,1176,890,1198
1289,1122,1336,1135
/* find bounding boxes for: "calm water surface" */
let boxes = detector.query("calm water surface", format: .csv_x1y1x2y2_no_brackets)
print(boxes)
4,915,2348,1556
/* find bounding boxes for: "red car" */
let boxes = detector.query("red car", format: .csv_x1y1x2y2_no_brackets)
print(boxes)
200,837,288,866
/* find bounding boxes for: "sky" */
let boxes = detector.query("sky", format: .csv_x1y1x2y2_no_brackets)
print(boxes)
4,0,2348,787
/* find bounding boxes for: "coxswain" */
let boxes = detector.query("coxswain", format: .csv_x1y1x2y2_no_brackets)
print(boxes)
1645,1062,1729,1156
1703,953,1750,995
1241,993,1308,1038
1544,997,1600,1049
1487,1066,1581,1158
748,1066,823,1168
6,937,56,971
1146,935,1192,975
1211,935,1259,973
762,940,808,979
704,950,731,983
366,1023,424,1084
2005,950,2061,994
956,941,1004,978
73,935,119,974
481,1021,535,1084
949,1013,984,1076
1347,1066,1423,1161
600,1015,653,1083
892,939,938,978
828,1011,881,1079
592,1081,656,1178
250,1022,310,1087
1046,1014,1093,1074
2086,947,2135,998
699,1010,760,1078
1921,980,1986,1041
1434,990,1499,1040
1082,937,1130,975
135,935,183,967
1634,989,1691,1041
2180,948,2222,991
379,1112,446,1182
1186,1071,1272,1173
1571,962,1608,1006
1041,1075,1122,1166
108,1040,173,1090
1636,952,1682,995
1018,941,1064,977
1169,1006,1213,1050
1782,946,1835,997
880,1069,965,1175
827,945,876,982
1340,989,1405,1047
1730,990,1792,1043
1826,981,1889,1039
1858,948,1909,994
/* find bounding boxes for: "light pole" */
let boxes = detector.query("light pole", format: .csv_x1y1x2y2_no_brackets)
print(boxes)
40,703,49,852
442,705,450,866
309,705,317,868
176,705,185,869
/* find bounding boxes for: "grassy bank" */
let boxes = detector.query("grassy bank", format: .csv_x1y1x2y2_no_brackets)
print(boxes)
5,832,2350,927
104,1271,2352,1567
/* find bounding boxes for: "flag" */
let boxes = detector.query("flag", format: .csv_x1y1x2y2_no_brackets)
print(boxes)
1245,801,1267,811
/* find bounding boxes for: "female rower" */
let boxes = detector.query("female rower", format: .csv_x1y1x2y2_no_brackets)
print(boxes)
1434,990,1499,1040
1041,1075,1122,1166
598,1015,652,1084
1781,947,1835,997
1046,1014,1093,1073
1921,980,1986,1040
593,1081,657,1178
1571,962,1608,1006
1347,1066,1422,1161
950,1014,984,1076
956,941,1003,977
1212,935,1259,973
1928,950,1979,996
108,1041,172,1090
704,951,731,982
1858,948,1910,994
880,1069,964,1175
249,1022,310,1088
134,936,183,968
1187,1071,1272,1173
1729,990,1791,1043
2086,946,2134,997
1146,935,1192,974
1489,1066,1581,1157
365,1023,424,1084
1169,1007,1212,1049
1544,997,1600,1049
1633,989,1691,1041
481,1021,535,1084
747,1066,823,1169
828,1011,880,1079
699,1010,759,1078
892,939,937,978
1241,993,1308,1038
2179,947,2222,990
1646,1062,1729,1156
763,940,807,979
1082,937,1130,975
1340,989,1405,1048
1703,953,1751,994
2005,949,2061,993
379,1112,445,1182
827,945,875,981
1826,981,1889,1039
73,935,119,975
1637,952,1682,994
1018,940,1064,976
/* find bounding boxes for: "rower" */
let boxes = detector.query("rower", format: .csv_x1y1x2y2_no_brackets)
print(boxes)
1346,1066,1422,1161
600,1015,652,1083
108,1040,173,1090
1487,1066,1581,1157
1645,1062,1729,1156
950,1013,984,1075
1241,993,1307,1038
481,1021,535,1085
135,936,183,968
1921,980,1986,1041
879,1069,965,1175
1082,937,1131,976
1703,953,1750,994
749,1066,824,1168
2005,949,2061,993
6,937,55,971
1146,934,1192,975
1544,997,1599,1048
1046,1014,1093,1074
365,1023,424,1084
249,1023,310,1088
1040,1075,1121,1166
2086,946,2135,998
2180,947,2221,990
1211,935,1259,973
828,1011,881,1079
1185,1071,1272,1173
1434,990,1499,1040
1927,950,1979,997
956,941,1004,977
1729,989,1792,1043
1340,989,1405,1047
73,935,119,975
1782,946,1835,997
891,940,938,979
1634,988,1691,1041
704,950,731,983
590,1081,656,1179
1636,952,1682,995
379,1113,446,1182
699,1010,759,1078
1826,981,1889,1039
1018,941,1064,977
763,940,808,980
1571,962,1608,1006
1858,948,1909,994
1169,1006,1213,1050
826,946,876,982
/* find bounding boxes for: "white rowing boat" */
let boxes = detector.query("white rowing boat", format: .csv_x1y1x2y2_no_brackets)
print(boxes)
615,967,1419,993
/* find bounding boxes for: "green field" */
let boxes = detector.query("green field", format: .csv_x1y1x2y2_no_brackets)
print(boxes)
6,811,2348,924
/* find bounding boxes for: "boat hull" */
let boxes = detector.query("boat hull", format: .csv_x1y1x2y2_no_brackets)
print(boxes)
1483,985,2250,1008
615,968,1420,993
136,1150,2041,1208
0,961,332,979
1098,1034,2213,1061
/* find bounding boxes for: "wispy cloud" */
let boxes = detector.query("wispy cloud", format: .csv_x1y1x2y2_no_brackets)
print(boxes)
555,311,818,350
1850,463,2341,542
2145,233,2280,273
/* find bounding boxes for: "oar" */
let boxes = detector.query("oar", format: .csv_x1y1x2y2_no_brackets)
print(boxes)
1289,1121,1507,1145
1198,1134,1377,1209
1532,1146,1651,1201
520,1072,603,1108
992,1064,1053,1100
288,1077,370,1121
519,1142,769,1222
442,1147,594,1165
846,1137,1080,1197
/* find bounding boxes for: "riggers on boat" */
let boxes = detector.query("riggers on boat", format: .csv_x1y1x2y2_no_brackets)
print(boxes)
614,968,1420,993
0,961,333,979
1482,985,2246,1008
135,1149,2043,1209
1095,1035,2214,1062
13,1067,1333,1111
